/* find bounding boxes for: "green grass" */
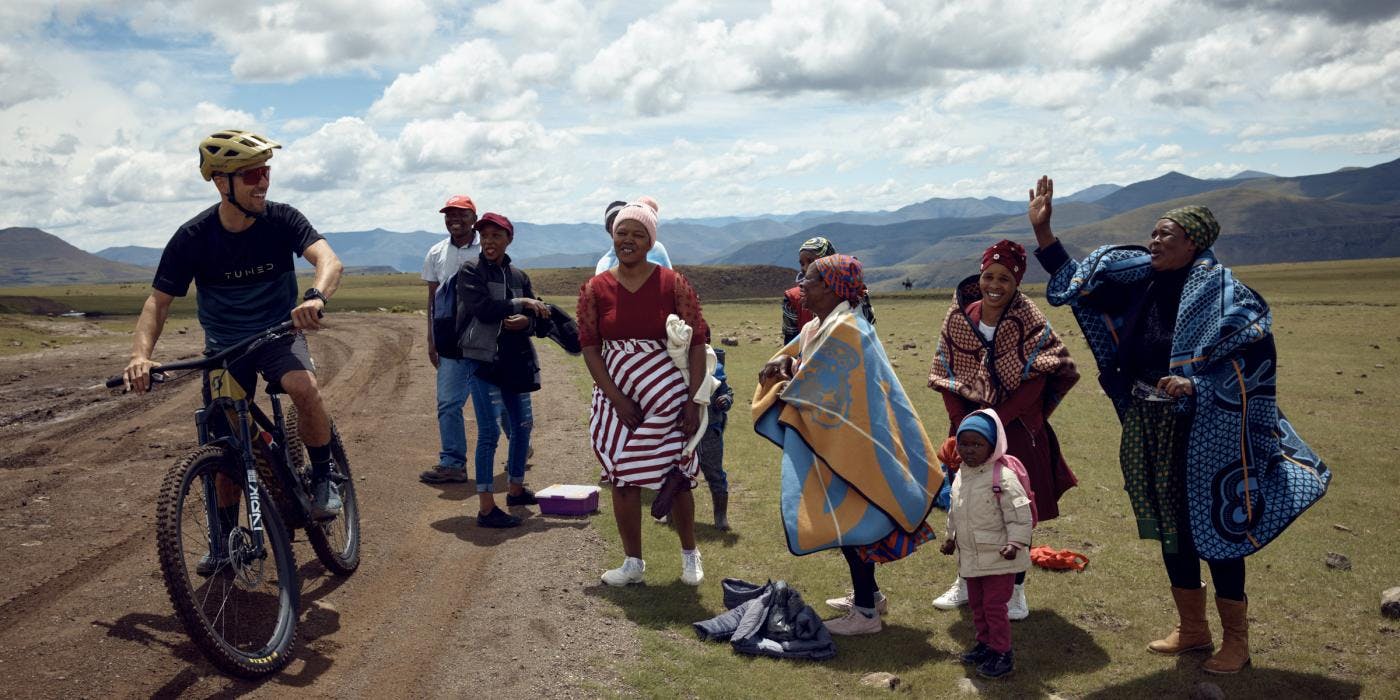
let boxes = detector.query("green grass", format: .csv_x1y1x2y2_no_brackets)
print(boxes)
574,258,1400,698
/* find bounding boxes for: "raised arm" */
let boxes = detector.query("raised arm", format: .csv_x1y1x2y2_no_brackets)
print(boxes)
1028,175,1056,251
296,239,343,330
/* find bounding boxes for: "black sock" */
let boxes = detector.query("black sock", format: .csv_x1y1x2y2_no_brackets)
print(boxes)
307,442,332,481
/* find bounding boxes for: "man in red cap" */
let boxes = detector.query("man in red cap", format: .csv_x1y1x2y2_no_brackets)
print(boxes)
420,195,482,483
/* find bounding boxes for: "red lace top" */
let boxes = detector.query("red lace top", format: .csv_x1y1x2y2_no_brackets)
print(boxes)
577,266,707,347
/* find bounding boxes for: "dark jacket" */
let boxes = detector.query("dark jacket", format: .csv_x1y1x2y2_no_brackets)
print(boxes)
456,252,545,393
693,578,836,661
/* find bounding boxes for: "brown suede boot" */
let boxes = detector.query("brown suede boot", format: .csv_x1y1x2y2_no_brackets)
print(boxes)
1147,586,1214,655
1203,596,1250,674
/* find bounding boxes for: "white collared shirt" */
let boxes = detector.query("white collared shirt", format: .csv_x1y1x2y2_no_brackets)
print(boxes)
422,236,481,285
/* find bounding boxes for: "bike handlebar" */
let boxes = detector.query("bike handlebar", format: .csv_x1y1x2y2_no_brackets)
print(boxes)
105,319,302,390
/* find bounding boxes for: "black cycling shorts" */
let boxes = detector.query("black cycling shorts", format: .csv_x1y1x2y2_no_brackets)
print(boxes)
222,332,316,397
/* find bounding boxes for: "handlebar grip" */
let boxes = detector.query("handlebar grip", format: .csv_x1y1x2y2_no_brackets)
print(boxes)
106,375,125,389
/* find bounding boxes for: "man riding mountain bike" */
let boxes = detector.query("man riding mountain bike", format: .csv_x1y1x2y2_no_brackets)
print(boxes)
123,130,347,572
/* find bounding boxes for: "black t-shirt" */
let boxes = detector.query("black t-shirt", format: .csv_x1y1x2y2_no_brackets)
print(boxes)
153,202,323,351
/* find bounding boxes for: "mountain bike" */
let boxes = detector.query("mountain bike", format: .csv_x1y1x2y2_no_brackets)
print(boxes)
107,320,360,677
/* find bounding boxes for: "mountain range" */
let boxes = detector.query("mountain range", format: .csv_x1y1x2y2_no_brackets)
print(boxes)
3,159,1396,290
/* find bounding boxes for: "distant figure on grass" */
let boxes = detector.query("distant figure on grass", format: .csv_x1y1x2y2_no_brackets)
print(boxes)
595,200,672,273
940,410,1033,680
780,236,874,344
927,238,1080,620
420,196,533,486
456,213,549,528
755,254,940,636
124,130,346,572
696,336,734,530
1028,176,1330,674
579,197,709,586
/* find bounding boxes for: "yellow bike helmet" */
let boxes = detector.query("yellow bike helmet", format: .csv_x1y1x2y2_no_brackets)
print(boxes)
198,130,281,181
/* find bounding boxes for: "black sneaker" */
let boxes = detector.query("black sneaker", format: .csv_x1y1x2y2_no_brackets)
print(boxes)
976,649,1014,679
960,642,992,665
195,552,229,577
420,466,469,483
506,488,537,506
477,506,522,528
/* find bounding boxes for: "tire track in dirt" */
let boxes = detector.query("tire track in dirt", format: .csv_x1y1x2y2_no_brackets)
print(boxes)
0,313,638,698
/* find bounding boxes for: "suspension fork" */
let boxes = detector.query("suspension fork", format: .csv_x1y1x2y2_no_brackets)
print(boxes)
233,397,269,557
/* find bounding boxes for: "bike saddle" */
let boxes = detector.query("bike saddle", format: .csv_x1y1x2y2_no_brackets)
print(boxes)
263,379,285,396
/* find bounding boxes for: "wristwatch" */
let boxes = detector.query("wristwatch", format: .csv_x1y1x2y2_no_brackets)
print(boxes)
303,288,328,305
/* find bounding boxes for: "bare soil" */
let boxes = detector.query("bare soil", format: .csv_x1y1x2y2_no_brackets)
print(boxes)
0,313,639,698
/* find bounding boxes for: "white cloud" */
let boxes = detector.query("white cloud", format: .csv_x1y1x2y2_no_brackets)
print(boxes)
277,117,393,192
1232,127,1400,155
368,40,519,121
1149,144,1184,160
785,151,826,173
78,147,209,207
0,43,60,108
396,113,550,172
129,0,441,82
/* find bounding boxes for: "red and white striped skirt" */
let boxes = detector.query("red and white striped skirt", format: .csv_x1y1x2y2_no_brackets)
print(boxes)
590,339,699,489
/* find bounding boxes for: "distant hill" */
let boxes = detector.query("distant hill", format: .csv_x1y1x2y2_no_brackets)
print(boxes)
711,215,1008,268
1230,170,1275,180
95,245,163,268
1094,171,1244,213
0,228,152,286
1061,184,1122,203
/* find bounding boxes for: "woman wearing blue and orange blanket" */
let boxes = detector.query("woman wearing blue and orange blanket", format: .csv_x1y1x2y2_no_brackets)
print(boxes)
1026,176,1330,674
928,238,1080,620
578,197,709,588
756,254,940,636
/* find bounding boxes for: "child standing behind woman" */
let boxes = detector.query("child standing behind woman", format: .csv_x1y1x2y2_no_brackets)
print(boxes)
941,409,1032,679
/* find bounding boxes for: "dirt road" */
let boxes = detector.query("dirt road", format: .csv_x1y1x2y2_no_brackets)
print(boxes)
0,314,637,698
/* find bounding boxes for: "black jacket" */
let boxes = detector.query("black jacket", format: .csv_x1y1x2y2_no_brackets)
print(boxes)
456,252,545,393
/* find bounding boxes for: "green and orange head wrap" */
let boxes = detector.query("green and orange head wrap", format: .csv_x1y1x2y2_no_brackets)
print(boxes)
1161,205,1220,251
798,236,837,258
811,254,866,305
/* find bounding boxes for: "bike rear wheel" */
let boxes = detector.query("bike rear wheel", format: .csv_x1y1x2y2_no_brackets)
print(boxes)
155,445,299,677
286,408,361,576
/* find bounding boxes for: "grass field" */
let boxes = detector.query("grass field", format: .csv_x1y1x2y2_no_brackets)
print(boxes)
4,258,1398,697
571,258,1400,698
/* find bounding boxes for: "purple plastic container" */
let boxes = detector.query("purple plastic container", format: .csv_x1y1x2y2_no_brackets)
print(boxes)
535,484,601,515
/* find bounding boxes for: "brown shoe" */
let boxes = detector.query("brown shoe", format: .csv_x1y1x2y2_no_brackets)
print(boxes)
1203,596,1250,674
419,466,469,483
1148,585,1214,655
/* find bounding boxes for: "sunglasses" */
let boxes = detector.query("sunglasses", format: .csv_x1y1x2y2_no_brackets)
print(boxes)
231,165,270,185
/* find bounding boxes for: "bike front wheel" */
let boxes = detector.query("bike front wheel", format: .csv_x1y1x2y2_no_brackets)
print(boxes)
155,445,299,677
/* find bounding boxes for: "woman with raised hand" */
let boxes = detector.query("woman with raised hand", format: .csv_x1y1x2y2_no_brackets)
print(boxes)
578,197,709,587
756,254,940,636
928,238,1080,620
1027,176,1330,674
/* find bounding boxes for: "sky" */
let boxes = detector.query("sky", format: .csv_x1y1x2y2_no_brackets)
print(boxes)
2,0,1398,251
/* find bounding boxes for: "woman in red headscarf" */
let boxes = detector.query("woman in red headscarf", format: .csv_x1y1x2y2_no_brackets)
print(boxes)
926,239,1080,621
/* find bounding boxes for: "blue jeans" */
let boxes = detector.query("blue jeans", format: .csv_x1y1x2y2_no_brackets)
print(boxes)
491,389,534,440
435,357,478,470
470,372,532,493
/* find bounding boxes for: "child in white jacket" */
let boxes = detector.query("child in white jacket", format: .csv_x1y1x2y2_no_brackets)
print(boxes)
940,409,1032,679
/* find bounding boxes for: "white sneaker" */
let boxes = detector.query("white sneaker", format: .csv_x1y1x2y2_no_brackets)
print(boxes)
932,577,969,610
825,591,889,615
680,549,704,586
1008,583,1029,621
601,557,646,586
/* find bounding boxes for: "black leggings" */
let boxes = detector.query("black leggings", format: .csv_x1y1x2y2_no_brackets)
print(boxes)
1161,525,1246,601
840,546,880,609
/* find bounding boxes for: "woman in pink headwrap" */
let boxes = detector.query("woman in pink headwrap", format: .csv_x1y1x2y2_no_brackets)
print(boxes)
577,197,710,588
926,239,1081,621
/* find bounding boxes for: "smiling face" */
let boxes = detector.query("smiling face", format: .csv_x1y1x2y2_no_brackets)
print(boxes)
1149,219,1199,272
444,208,478,247
957,430,992,467
477,223,511,262
612,219,652,265
219,163,270,214
978,262,1018,316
